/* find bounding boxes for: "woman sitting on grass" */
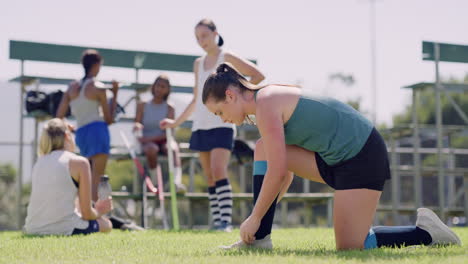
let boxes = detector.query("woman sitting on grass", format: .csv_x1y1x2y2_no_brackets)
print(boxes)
24,118,112,235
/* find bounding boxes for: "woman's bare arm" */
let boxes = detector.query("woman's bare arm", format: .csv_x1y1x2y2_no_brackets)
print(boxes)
70,156,111,220
225,52,265,85
56,84,74,119
161,58,200,129
250,93,288,221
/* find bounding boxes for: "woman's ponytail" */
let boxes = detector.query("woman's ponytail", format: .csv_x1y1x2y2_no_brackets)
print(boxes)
196,19,225,47
38,118,67,156
203,63,257,104
216,62,243,78
218,35,224,47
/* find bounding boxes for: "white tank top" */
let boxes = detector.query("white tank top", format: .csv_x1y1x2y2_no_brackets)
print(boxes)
24,150,88,235
192,50,236,132
69,78,104,128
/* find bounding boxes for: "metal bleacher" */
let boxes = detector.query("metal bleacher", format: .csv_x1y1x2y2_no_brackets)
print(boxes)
9,40,334,229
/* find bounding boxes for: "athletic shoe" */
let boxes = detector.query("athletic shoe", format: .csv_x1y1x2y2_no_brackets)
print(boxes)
216,221,232,232
164,183,187,194
416,208,461,246
209,222,222,231
220,234,273,250
120,222,145,231
176,183,187,194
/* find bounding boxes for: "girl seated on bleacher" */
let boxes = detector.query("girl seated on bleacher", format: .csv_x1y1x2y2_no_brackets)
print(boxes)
133,75,186,193
24,118,113,235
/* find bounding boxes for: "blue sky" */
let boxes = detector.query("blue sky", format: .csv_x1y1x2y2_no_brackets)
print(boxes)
1,0,467,180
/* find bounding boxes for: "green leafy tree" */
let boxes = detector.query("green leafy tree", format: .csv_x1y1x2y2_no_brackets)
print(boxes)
393,74,468,127
0,163,17,230
392,74,468,169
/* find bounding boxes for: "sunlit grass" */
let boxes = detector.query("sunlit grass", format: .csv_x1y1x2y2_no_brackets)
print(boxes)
0,228,466,264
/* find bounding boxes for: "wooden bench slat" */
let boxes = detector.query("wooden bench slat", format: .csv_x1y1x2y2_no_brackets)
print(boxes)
111,191,333,202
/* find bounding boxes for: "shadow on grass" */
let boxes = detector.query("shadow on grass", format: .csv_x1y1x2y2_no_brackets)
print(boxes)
19,231,125,239
19,233,87,239
18,229,214,239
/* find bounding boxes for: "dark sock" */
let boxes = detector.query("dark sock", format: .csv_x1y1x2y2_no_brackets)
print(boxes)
109,215,128,229
253,174,278,240
373,226,432,248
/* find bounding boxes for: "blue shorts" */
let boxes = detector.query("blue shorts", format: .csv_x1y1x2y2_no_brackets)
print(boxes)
189,128,234,152
75,121,110,158
71,220,99,235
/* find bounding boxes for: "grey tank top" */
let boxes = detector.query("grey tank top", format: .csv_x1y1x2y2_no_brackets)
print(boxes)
69,78,104,128
24,150,88,235
142,101,168,138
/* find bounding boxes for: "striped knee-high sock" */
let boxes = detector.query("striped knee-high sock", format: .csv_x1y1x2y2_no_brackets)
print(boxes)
216,179,233,224
208,186,221,226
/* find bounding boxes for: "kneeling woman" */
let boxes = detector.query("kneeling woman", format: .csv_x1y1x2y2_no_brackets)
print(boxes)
202,63,461,250
24,118,112,235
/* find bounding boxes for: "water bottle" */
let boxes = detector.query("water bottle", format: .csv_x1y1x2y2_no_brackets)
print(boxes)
98,175,112,201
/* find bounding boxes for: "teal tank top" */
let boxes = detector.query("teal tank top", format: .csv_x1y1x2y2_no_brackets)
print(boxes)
256,89,373,165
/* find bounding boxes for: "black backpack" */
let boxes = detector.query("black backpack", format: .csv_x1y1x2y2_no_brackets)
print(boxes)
232,139,254,165
48,90,71,117
25,90,71,117
25,90,49,115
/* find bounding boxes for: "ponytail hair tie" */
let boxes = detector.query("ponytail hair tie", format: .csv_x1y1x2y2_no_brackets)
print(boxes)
216,63,229,74
217,35,224,47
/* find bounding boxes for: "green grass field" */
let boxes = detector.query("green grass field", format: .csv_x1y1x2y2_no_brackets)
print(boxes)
1,228,467,264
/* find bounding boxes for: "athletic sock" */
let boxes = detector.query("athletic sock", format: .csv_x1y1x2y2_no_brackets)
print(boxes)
109,215,127,229
253,161,278,240
149,167,157,181
208,186,221,226
364,226,432,248
216,179,233,225
174,167,182,185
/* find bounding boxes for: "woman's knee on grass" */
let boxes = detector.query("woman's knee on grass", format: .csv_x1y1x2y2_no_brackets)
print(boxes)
334,216,370,250
335,235,367,250
333,189,381,250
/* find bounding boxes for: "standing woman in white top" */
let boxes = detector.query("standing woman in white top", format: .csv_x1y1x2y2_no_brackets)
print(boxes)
24,118,112,235
57,50,119,201
161,19,265,230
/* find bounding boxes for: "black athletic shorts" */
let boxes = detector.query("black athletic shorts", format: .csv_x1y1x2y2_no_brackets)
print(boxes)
189,127,234,152
71,220,99,235
315,128,391,191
